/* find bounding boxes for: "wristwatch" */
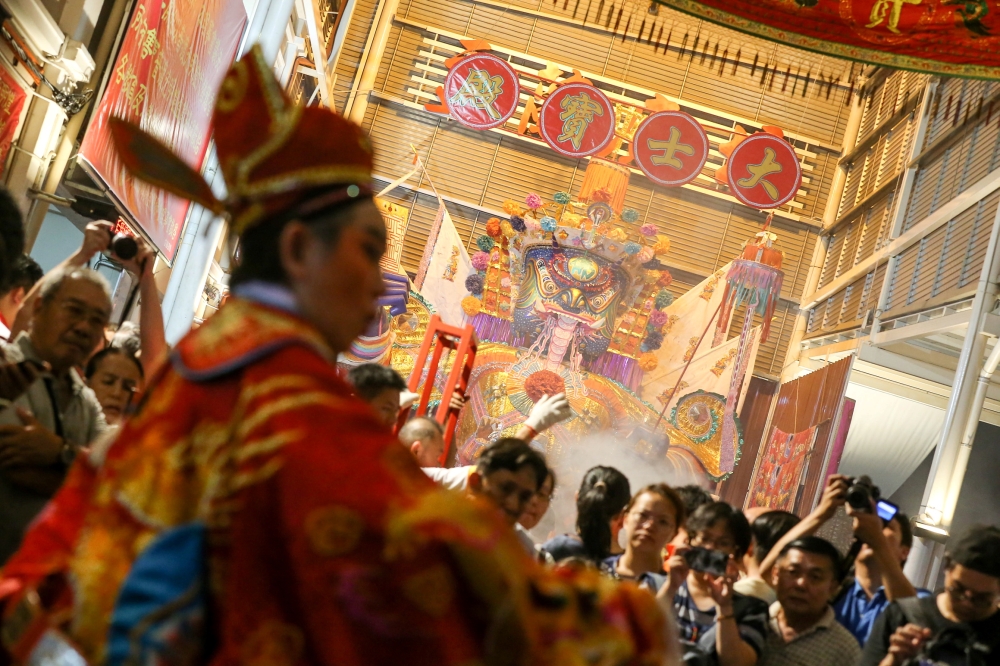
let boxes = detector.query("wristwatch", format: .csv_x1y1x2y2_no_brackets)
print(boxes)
59,439,76,465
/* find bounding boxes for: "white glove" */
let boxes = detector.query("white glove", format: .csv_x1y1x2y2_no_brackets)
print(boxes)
524,393,572,433
399,390,419,410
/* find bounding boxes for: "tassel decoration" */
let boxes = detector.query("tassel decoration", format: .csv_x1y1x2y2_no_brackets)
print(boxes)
781,66,791,93
621,12,632,41
719,47,728,75
605,3,614,28
573,0,581,17
750,53,759,77
954,98,962,125
663,27,671,54
638,18,646,43
678,32,688,59
732,49,740,76
613,6,623,34
715,259,784,345
691,34,700,61
845,77,855,106
802,68,810,97
655,25,664,52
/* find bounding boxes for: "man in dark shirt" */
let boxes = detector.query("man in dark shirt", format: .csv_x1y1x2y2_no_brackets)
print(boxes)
861,525,1000,666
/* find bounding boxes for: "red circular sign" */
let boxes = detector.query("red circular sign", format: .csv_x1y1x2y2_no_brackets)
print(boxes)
444,54,521,130
726,133,802,209
539,83,616,158
633,111,709,187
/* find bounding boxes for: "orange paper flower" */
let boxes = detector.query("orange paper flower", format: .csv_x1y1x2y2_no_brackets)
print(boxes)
486,218,503,238
639,353,658,372
461,296,482,317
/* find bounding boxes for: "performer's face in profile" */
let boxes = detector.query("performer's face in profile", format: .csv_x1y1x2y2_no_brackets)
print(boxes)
281,199,387,353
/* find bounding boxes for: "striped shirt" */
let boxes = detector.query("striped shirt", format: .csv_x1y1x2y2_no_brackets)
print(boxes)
759,603,861,666
673,580,769,664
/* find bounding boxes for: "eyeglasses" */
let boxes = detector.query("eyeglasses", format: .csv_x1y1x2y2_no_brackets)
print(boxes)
628,510,676,532
947,582,999,609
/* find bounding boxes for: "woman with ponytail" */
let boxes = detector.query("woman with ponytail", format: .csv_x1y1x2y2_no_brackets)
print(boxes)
541,466,632,564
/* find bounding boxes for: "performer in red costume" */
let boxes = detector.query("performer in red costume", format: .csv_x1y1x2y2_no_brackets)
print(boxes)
0,46,669,666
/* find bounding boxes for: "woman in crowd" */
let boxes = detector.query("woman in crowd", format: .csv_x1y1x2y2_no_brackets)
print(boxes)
664,501,768,666
84,347,143,427
601,483,685,591
542,465,631,564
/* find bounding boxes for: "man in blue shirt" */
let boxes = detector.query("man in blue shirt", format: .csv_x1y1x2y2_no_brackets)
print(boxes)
832,508,931,645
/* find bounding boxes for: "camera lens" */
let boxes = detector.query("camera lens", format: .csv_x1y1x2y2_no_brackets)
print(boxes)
111,234,138,260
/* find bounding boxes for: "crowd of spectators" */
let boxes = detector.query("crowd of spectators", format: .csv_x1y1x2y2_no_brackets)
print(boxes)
344,361,1000,666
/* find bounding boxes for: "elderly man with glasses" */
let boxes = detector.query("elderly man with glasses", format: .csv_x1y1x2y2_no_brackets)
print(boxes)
861,525,1000,666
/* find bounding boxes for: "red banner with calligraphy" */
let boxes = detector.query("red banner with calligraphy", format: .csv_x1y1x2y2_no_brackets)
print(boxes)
79,0,246,260
655,0,1000,78
0,65,26,179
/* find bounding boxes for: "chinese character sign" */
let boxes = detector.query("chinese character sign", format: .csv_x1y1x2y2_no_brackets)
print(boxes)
539,83,615,158
633,111,709,187
726,134,802,209
444,54,520,130
654,0,1000,77
0,66,26,179
79,0,246,260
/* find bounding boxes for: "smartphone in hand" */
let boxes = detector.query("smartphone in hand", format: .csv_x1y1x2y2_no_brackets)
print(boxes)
683,546,729,577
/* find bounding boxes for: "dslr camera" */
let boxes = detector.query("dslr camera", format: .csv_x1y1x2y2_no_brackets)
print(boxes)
846,475,900,523
846,475,881,511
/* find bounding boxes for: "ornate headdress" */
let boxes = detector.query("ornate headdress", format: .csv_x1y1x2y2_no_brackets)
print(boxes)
109,45,374,235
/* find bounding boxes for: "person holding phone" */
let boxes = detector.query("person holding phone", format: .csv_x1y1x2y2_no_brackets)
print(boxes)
663,501,769,666
600,483,686,592
758,475,929,645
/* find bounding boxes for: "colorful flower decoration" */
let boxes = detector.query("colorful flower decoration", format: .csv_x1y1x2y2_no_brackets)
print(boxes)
476,235,495,252
657,270,673,287
653,237,671,255
510,214,526,232
638,353,659,372
502,200,521,215
525,193,543,210
637,247,654,264
621,208,640,223
540,216,558,232
501,220,515,237
649,309,669,329
623,241,642,255
524,370,566,403
485,217,503,238
465,273,485,295
525,217,541,232
553,191,571,205
471,251,490,271
655,289,674,309
501,276,511,288
641,330,664,352
607,228,627,242
461,296,482,317
639,223,658,237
